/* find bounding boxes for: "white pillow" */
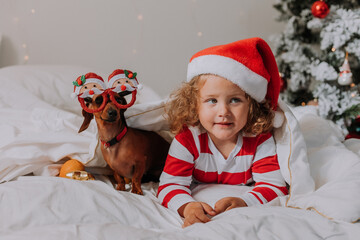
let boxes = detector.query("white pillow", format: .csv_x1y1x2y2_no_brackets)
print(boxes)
0,65,92,113
344,138,360,157
274,100,315,197
287,112,360,222
0,65,161,114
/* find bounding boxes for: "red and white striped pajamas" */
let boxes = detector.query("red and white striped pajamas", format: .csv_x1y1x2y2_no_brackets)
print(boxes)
157,126,288,212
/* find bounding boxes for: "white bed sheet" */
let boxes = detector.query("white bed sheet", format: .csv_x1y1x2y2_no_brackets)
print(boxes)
1,176,359,240
1,65,360,239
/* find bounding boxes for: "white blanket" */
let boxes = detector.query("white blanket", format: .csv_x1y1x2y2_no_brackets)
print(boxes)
0,65,359,239
1,176,359,239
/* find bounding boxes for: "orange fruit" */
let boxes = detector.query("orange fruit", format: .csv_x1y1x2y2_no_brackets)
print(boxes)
59,159,85,178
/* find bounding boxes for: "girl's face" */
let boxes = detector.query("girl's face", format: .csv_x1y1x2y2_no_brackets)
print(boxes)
198,75,249,145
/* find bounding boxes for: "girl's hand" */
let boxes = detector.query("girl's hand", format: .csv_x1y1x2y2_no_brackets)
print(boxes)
214,197,247,214
179,202,216,228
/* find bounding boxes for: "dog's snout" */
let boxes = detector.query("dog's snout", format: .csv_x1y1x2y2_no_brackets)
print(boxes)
108,109,117,118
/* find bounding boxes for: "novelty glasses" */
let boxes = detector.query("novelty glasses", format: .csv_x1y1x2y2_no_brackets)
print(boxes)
73,70,139,113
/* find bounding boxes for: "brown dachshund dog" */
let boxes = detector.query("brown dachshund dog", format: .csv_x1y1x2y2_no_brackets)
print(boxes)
78,92,169,195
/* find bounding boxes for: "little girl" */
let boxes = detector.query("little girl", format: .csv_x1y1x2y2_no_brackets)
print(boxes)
157,38,288,227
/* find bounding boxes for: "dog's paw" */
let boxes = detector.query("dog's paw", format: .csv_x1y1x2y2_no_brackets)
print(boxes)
116,184,126,191
131,187,143,195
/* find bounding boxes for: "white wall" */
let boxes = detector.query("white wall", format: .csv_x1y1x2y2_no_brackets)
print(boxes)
0,0,284,97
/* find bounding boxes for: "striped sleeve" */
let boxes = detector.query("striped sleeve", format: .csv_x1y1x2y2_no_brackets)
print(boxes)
241,133,288,206
157,127,198,211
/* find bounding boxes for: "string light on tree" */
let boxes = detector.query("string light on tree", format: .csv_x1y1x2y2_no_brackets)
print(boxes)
307,98,319,106
279,72,287,93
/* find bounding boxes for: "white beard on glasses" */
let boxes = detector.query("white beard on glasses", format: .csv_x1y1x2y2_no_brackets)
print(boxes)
112,83,136,93
79,88,105,98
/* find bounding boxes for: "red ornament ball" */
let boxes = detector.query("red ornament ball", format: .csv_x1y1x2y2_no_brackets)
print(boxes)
311,1,330,19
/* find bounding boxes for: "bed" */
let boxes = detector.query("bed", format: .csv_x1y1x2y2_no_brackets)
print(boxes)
0,65,360,239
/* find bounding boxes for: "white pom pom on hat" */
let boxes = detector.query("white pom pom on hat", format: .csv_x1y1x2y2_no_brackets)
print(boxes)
273,110,285,128
70,92,78,99
187,37,284,127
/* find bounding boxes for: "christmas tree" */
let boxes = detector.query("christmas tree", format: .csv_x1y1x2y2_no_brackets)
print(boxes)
271,0,360,135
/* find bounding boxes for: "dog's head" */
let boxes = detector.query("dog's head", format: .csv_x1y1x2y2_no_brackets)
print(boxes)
78,92,128,133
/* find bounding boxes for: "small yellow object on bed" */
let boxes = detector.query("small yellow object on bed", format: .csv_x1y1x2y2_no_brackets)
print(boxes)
65,170,95,181
59,159,94,180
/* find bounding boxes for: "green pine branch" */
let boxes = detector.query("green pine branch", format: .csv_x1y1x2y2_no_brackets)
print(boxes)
334,103,360,121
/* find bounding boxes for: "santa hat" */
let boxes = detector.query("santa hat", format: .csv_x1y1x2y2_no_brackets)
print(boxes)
187,37,284,127
72,72,106,98
108,69,142,90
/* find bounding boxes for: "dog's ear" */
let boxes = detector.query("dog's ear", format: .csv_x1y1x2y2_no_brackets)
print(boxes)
78,109,94,133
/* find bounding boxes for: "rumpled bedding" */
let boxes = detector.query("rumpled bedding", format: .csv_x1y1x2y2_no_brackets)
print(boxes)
0,65,359,239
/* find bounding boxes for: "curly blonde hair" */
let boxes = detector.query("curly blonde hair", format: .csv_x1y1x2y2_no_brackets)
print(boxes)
165,75,274,136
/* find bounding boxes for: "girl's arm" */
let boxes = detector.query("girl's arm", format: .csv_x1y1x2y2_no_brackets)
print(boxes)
241,133,288,206
157,127,198,211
